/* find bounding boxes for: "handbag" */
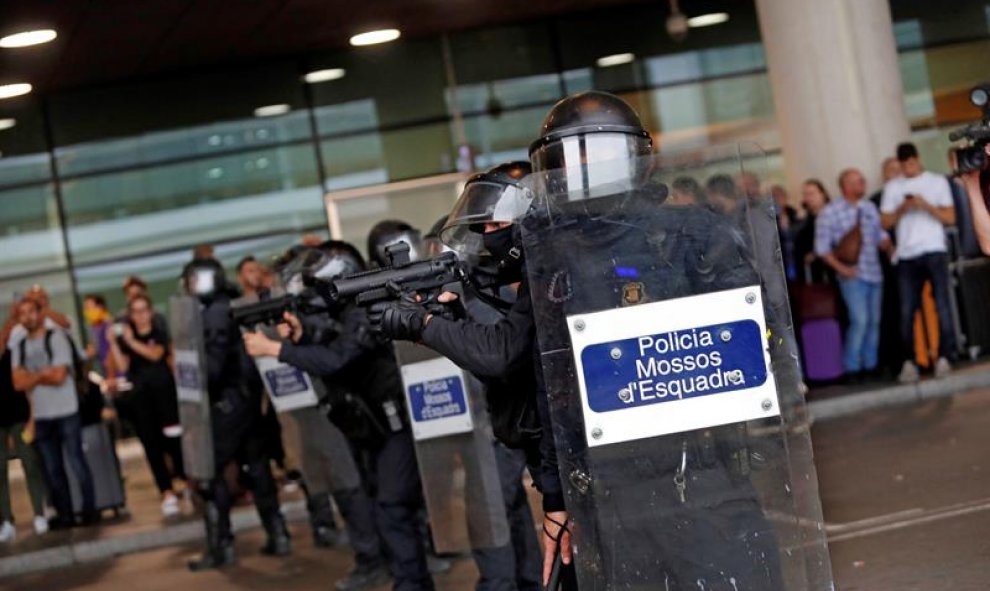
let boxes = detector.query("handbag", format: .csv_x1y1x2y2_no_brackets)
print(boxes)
795,265,838,321
833,208,863,266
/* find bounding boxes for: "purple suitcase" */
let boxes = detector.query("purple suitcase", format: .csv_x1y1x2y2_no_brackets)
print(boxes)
801,318,844,381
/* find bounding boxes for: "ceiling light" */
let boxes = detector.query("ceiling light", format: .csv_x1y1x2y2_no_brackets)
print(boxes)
0,83,31,99
349,29,401,47
687,12,729,28
254,104,290,117
0,118,15,131
304,68,346,84
0,29,57,48
596,53,635,68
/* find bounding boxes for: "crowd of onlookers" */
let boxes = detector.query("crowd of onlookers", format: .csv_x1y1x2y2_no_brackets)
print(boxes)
0,250,292,543
781,142,990,385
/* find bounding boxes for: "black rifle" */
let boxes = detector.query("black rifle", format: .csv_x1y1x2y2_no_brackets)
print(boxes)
309,242,500,308
230,294,318,328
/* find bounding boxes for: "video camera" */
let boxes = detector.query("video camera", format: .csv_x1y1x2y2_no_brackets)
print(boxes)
950,84,990,175
308,242,500,308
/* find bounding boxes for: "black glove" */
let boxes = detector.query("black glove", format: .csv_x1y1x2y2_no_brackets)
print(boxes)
371,298,428,341
426,294,466,322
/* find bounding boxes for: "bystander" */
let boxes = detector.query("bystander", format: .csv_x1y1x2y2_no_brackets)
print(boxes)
11,298,97,528
815,169,891,380
881,143,957,382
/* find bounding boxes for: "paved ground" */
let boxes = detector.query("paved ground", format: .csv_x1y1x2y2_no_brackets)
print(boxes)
7,384,990,589
817,388,990,590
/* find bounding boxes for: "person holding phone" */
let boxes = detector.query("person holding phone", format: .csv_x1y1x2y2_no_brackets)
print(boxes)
880,142,957,383
108,295,186,517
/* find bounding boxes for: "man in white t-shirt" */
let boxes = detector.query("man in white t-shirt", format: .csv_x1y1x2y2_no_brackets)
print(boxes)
880,142,957,382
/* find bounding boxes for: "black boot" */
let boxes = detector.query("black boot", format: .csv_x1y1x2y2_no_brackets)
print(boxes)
309,493,345,548
188,502,237,571
260,510,292,556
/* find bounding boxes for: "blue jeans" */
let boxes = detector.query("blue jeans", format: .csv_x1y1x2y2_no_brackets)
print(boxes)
838,278,883,373
896,253,957,362
35,413,95,519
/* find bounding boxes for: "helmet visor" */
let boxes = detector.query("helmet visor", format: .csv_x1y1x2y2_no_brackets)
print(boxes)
530,132,653,199
440,181,531,253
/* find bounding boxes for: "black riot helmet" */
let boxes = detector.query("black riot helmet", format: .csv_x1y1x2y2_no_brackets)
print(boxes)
529,91,652,173
181,257,228,303
367,220,423,268
275,241,366,297
440,161,532,255
528,92,653,201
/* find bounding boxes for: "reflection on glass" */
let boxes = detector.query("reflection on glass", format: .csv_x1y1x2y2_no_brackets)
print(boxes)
61,144,324,264
327,176,464,259
0,153,51,188
54,111,314,177
0,184,66,278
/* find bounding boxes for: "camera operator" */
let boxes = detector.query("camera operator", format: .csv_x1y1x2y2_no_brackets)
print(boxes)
958,144,990,256
242,241,434,591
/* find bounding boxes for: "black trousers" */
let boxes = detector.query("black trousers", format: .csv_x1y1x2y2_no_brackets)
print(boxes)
472,443,542,591
354,431,434,591
203,395,280,541
117,384,185,494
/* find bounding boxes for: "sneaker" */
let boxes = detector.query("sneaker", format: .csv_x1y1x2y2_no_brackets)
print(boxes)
897,361,920,384
935,357,953,378
0,521,14,543
335,565,391,591
162,494,180,518
33,515,49,535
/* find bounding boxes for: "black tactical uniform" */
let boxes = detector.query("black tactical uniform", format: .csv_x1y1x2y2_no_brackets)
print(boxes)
184,258,290,572
276,243,434,591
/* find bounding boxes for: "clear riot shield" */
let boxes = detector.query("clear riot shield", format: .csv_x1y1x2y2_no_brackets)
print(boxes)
394,341,510,553
520,146,834,590
231,294,361,492
169,294,214,482
231,294,320,414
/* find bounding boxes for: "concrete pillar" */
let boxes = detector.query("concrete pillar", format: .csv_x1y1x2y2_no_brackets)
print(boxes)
755,0,912,195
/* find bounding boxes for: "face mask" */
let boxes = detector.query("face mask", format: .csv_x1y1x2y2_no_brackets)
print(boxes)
84,308,106,325
482,226,523,282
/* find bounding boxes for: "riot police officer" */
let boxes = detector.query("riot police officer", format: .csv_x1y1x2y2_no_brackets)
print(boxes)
182,257,291,571
242,241,435,591
374,216,543,591
517,91,791,590
372,163,569,589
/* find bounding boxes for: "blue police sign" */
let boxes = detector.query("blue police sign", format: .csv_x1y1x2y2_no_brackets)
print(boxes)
263,365,310,397
408,376,469,423
581,319,768,413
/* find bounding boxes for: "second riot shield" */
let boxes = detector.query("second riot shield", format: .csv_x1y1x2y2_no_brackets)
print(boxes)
394,341,510,553
520,146,834,590
169,294,214,482
231,294,362,493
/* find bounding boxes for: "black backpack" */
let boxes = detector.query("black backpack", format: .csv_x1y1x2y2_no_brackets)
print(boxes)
18,329,104,425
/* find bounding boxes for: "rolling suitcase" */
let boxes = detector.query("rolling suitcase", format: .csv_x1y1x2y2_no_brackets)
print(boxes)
65,422,126,517
801,318,844,381
913,281,940,370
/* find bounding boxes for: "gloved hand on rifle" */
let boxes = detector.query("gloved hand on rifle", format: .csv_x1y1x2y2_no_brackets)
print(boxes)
368,295,428,342
368,283,466,341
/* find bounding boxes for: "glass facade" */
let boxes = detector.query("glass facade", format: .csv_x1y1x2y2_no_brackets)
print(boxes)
0,0,987,342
